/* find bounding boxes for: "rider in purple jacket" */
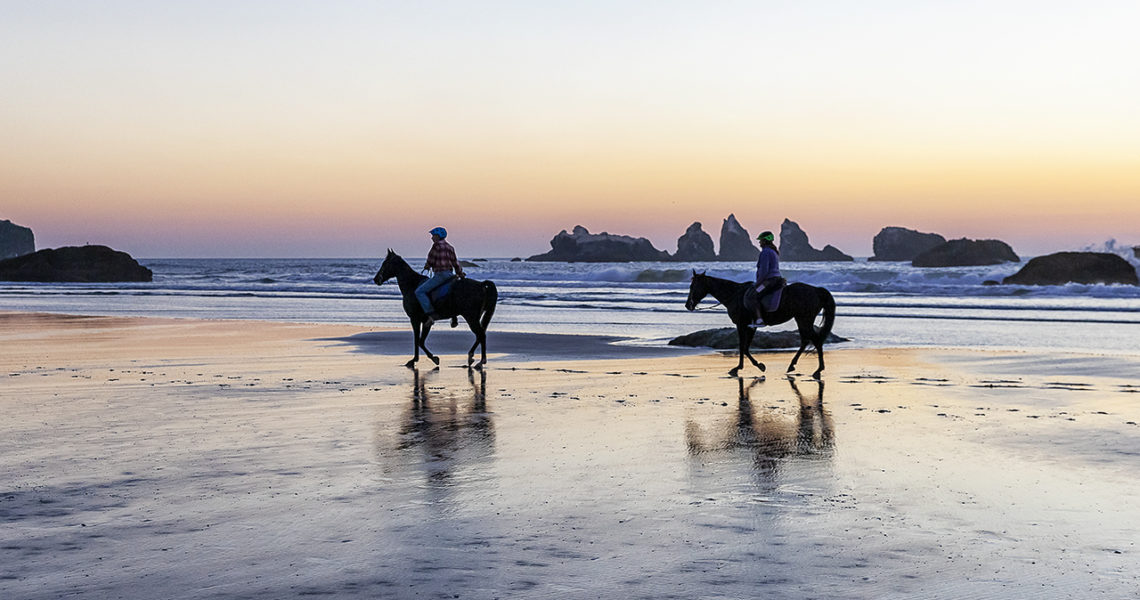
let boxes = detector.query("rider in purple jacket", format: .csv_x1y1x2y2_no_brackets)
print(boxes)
755,231,783,305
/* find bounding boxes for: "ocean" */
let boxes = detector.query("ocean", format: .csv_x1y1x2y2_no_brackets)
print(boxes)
2,251,1139,356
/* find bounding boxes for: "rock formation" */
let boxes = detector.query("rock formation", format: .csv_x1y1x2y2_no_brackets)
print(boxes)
0,219,35,259
1001,252,1138,286
717,214,759,261
779,219,854,262
674,222,716,261
870,227,946,262
911,238,1019,267
526,226,671,262
669,327,847,349
0,245,153,282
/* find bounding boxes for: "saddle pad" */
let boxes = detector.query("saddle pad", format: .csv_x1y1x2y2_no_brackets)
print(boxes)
429,279,453,302
762,287,782,313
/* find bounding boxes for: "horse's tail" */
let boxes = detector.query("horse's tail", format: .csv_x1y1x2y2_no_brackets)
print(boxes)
815,287,836,341
480,280,498,330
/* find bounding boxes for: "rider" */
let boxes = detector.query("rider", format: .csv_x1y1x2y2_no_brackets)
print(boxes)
755,230,783,310
416,226,465,326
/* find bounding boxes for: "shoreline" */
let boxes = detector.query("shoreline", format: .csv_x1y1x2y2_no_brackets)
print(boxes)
3,311,1139,598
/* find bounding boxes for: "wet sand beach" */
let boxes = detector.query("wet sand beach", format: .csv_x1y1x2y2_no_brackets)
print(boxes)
2,312,1139,598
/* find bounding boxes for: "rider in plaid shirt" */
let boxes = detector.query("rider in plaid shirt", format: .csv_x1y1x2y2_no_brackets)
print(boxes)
416,227,465,324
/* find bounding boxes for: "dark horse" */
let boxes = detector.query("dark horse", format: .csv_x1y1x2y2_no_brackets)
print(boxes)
685,271,836,379
373,250,498,369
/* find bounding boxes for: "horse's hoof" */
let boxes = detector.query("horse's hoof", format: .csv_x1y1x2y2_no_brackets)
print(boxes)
787,365,796,373
728,368,740,377
405,359,416,368
758,363,766,372
812,371,822,380
429,356,440,366
474,363,484,371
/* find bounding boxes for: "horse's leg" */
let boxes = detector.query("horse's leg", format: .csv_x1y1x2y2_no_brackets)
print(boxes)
464,313,480,368
406,319,421,368
419,321,440,366
741,325,766,373
788,339,808,374
788,316,812,374
463,310,489,369
730,324,749,376
811,329,826,380
477,320,487,369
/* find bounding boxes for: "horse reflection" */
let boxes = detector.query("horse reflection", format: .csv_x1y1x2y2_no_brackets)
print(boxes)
685,377,833,479
386,367,494,489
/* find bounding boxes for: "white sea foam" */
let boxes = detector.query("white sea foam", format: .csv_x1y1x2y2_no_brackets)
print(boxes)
3,257,1139,354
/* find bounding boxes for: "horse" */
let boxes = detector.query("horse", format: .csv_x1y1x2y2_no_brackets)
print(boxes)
373,249,498,369
684,271,836,379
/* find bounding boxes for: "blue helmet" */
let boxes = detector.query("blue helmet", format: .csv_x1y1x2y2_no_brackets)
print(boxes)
429,226,447,239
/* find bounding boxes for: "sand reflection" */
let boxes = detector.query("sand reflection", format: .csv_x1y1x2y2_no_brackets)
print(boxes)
685,376,834,482
384,368,495,493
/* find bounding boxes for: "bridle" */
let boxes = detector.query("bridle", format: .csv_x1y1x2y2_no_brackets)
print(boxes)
686,274,723,311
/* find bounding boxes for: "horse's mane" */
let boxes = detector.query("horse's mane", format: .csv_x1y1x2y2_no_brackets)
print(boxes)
696,272,748,287
386,249,413,268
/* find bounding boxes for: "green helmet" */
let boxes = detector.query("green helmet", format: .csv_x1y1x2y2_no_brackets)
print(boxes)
757,231,775,243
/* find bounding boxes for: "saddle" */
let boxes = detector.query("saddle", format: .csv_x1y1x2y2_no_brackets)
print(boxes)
743,277,786,324
427,276,455,305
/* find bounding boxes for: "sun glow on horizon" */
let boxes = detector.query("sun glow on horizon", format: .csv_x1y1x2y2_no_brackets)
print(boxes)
3,1,1139,257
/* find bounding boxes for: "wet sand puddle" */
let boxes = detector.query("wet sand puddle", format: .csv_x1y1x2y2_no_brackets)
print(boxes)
3,353,1140,598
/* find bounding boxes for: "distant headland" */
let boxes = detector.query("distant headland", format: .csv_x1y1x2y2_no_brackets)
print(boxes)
524,215,1022,267
521,216,1139,286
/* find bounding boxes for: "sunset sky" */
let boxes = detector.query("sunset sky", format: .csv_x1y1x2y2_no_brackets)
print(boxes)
3,1,1138,258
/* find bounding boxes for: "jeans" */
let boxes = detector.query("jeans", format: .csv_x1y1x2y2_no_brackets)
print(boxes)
415,272,454,314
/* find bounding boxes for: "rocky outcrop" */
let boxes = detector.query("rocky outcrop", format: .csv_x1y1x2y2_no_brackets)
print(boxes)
870,227,946,262
779,219,854,262
527,226,671,262
0,245,153,282
1001,252,1138,286
911,238,1019,267
674,222,716,261
0,219,35,259
669,327,847,350
718,214,759,261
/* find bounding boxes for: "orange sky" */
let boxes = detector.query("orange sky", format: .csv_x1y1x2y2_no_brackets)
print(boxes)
3,2,1138,258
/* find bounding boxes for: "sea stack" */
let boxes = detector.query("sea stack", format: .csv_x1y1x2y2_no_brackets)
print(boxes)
779,219,854,262
0,245,153,282
718,214,759,261
674,222,716,262
1002,252,1138,286
0,219,35,259
912,238,1019,267
526,226,671,262
870,227,946,262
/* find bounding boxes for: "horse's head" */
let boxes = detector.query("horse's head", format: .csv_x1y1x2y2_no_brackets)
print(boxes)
373,249,403,285
685,270,708,311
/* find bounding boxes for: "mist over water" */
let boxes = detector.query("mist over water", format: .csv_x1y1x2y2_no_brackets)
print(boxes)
1,255,1138,355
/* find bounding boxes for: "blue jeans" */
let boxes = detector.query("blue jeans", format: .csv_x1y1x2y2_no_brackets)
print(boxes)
415,272,454,314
